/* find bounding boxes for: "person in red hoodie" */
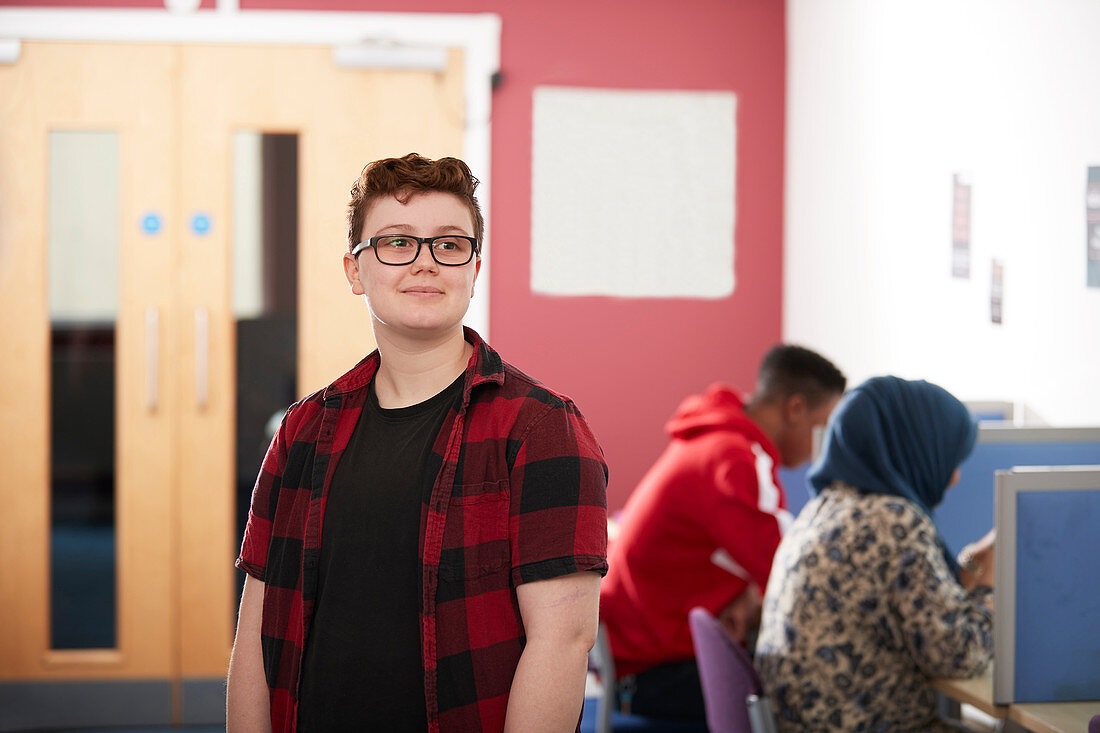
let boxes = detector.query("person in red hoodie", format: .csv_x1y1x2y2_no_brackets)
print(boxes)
599,345,845,722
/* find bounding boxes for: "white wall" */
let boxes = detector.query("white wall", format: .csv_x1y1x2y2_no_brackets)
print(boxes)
785,0,1100,424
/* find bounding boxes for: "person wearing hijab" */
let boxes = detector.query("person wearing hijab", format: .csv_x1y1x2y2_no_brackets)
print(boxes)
755,376,995,732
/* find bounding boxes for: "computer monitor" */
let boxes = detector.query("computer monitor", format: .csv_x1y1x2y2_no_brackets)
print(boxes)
992,465,1100,704
965,400,1015,423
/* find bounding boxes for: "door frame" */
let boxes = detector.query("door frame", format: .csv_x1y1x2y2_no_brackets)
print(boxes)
0,6,500,338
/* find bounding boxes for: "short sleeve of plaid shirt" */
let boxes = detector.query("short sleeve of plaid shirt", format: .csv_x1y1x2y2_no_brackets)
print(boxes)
508,392,609,586
237,402,298,584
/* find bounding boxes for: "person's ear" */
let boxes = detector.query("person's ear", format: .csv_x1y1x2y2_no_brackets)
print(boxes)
784,393,808,423
343,252,365,295
471,256,482,298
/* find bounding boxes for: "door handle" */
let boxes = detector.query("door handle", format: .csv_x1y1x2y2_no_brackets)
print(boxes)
145,307,158,412
195,307,209,411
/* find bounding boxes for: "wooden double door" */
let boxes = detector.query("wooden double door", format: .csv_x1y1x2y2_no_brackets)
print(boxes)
0,40,463,719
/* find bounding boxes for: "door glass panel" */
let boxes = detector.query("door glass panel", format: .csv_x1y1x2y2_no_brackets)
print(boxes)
48,130,119,649
232,131,299,602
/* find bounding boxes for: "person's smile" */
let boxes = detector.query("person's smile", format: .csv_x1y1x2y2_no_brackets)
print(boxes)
402,284,445,297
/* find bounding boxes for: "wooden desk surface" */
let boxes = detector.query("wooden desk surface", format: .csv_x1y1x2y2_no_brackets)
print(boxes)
931,668,1100,733
1010,701,1100,733
930,669,1008,719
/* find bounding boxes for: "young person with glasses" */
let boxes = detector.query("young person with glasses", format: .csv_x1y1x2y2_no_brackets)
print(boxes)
227,153,609,733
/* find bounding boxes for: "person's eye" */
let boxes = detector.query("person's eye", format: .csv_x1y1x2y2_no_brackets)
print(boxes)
434,238,462,251
385,237,414,249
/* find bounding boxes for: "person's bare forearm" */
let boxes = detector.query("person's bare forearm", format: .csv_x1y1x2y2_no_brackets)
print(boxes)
504,636,590,733
227,646,271,732
227,576,272,733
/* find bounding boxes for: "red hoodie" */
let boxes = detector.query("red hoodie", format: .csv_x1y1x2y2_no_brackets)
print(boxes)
599,384,791,676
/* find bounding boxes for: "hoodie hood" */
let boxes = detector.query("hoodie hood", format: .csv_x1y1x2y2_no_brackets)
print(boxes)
666,383,772,448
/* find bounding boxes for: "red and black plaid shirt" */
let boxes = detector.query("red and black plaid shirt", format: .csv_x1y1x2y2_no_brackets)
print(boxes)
236,328,608,732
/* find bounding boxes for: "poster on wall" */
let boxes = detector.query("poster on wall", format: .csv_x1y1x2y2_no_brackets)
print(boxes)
1088,166,1100,289
991,259,1004,324
952,173,972,279
531,86,736,298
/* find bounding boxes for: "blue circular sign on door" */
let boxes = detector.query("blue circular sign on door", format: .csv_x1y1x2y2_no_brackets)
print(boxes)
191,212,212,236
141,212,162,235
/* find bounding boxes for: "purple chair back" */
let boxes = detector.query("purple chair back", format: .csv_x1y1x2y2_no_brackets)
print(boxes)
688,606,763,733
1088,713,1100,733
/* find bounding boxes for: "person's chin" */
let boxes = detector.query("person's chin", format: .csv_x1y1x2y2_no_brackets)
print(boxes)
398,316,464,336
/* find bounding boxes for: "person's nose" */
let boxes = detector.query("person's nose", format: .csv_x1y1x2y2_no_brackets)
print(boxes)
410,241,439,273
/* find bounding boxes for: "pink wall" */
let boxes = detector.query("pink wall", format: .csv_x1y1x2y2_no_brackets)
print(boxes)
477,0,786,510
498,2,786,511
24,0,786,510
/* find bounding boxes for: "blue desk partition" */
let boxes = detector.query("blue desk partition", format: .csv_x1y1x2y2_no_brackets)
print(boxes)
777,464,812,517
936,426,1100,556
993,466,1100,704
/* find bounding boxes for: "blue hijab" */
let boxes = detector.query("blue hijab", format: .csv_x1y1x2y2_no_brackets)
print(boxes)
807,376,978,573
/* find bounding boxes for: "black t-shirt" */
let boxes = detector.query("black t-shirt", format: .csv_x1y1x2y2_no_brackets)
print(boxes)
296,374,463,732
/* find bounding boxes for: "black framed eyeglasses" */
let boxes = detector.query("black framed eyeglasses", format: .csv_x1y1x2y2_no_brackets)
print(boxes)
350,234,481,266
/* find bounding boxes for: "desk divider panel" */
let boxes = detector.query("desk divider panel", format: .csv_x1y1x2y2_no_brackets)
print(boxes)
937,426,1100,556
777,463,812,517
992,466,1100,705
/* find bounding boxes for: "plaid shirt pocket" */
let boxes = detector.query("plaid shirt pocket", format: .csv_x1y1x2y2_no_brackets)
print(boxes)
439,484,511,581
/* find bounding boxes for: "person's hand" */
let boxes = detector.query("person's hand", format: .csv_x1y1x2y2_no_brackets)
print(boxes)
957,528,995,590
717,583,762,643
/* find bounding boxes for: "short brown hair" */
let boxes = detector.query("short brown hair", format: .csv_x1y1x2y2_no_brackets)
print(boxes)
753,344,846,408
347,152,484,251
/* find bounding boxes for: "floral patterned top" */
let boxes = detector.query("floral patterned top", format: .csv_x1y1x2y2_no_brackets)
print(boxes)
756,482,993,732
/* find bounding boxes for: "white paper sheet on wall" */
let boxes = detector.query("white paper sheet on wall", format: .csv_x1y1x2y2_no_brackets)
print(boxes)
531,87,736,298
